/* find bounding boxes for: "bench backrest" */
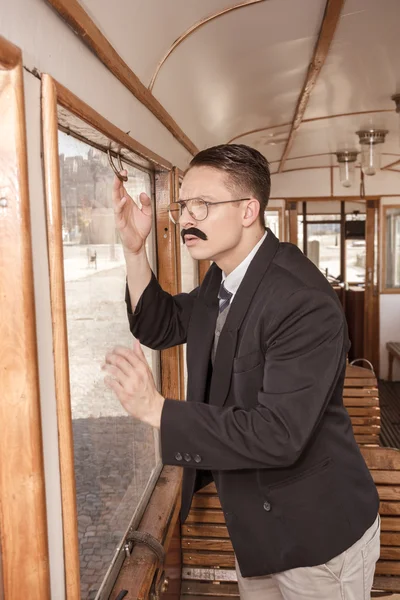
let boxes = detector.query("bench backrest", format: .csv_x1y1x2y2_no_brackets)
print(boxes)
183,447,400,596
344,364,380,446
361,446,400,594
181,482,238,598
180,366,383,598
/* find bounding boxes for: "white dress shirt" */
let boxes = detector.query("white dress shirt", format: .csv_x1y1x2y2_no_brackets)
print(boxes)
221,230,267,302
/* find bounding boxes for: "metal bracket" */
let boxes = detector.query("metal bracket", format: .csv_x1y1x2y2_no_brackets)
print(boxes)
107,145,128,182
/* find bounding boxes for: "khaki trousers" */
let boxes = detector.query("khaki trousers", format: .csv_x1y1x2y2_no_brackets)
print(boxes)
235,514,380,599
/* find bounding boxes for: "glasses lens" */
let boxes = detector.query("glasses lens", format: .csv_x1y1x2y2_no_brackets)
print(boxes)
188,198,207,221
168,203,180,224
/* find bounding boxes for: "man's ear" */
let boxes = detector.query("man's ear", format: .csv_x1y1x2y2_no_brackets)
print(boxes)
243,198,260,227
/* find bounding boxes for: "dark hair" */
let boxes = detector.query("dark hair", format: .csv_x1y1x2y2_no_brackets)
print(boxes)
188,144,270,227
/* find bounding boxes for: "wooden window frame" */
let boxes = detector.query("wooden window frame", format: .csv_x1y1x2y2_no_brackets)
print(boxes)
381,204,400,294
0,37,51,599
41,74,183,599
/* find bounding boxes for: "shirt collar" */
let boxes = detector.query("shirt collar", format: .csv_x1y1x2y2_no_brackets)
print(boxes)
222,231,267,298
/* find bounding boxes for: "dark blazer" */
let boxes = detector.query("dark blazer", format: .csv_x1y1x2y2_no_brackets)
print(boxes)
127,230,379,577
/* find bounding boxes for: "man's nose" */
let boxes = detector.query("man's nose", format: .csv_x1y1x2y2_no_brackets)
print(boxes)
179,204,196,228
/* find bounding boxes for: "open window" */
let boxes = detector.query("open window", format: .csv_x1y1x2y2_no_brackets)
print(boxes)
42,75,181,599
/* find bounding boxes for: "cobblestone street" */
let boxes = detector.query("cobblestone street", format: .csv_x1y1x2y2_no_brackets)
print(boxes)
73,416,158,599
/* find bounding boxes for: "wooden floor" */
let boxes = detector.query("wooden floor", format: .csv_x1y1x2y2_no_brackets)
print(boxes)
379,380,400,448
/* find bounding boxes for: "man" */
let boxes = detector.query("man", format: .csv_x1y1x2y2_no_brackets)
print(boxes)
103,144,380,599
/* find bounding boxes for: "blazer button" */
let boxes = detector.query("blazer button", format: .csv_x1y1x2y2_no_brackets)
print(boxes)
194,454,202,463
263,501,271,512
184,453,192,462
175,452,183,461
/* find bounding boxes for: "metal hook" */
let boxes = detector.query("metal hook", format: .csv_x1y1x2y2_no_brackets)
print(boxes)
107,146,128,182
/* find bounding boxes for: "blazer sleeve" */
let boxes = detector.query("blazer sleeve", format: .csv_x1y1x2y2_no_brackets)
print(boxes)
160,288,346,470
126,272,199,350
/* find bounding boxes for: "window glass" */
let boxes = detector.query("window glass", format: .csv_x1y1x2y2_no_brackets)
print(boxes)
384,207,400,290
345,214,366,283
298,214,341,280
58,132,160,599
265,210,280,238
307,220,341,280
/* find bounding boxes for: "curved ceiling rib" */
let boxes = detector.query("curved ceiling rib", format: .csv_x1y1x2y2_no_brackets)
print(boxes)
277,0,345,173
268,152,334,165
148,0,268,91
272,165,400,175
45,0,199,155
268,151,400,167
382,157,400,170
228,109,395,144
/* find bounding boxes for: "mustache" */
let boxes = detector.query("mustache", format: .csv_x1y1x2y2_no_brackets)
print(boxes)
181,227,208,244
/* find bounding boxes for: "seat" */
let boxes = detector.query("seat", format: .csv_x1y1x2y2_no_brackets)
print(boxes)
344,364,381,446
181,482,238,598
361,446,400,595
180,366,382,598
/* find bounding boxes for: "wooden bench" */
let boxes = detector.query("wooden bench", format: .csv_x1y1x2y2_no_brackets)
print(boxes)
182,447,400,598
344,364,381,446
361,446,400,595
181,482,238,598
180,367,383,598
387,342,400,382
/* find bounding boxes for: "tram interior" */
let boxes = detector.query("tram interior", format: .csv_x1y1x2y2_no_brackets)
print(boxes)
1,0,400,598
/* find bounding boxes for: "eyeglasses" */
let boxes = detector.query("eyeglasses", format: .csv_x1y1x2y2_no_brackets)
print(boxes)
168,197,251,224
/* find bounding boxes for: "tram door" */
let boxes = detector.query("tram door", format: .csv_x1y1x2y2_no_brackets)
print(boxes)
287,199,380,375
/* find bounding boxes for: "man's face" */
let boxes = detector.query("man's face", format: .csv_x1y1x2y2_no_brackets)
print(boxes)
179,166,248,262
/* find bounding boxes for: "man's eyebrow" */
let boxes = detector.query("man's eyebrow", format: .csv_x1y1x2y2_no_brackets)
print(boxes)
178,195,217,202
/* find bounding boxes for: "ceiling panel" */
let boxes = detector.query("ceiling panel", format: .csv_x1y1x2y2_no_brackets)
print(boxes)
233,124,291,169
151,0,326,148
280,154,336,171
290,112,400,159
78,0,242,85
303,0,400,121
76,0,400,172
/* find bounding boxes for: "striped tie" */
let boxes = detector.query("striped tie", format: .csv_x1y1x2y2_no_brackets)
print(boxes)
218,281,233,314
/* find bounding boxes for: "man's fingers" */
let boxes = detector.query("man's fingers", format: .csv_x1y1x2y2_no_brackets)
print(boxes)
132,339,147,362
104,350,134,377
139,192,152,216
114,196,127,216
104,375,127,399
113,170,127,190
102,363,130,386
108,345,148,370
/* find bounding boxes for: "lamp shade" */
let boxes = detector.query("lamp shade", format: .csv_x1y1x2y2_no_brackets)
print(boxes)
336,151,358,187
356,129,388,176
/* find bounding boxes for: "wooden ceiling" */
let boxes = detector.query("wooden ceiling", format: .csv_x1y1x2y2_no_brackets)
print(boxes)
52,0,400,173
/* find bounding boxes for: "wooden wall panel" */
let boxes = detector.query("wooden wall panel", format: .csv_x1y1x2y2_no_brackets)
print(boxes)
155,170,182,400
364,199,380,374
41,74,81,599
0,36,51,600
287,201,298,245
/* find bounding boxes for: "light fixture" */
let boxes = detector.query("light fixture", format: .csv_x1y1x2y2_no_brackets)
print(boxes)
392,94,400,144
335,150,358,188
356,129,388,176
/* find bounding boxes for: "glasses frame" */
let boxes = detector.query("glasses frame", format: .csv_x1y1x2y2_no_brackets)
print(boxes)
168,197,251,224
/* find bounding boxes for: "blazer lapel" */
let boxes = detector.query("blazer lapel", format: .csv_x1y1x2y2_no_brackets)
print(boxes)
186,263,219,403
209,229,280,407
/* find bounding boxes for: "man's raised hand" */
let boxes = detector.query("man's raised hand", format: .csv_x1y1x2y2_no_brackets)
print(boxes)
113,171,153,255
